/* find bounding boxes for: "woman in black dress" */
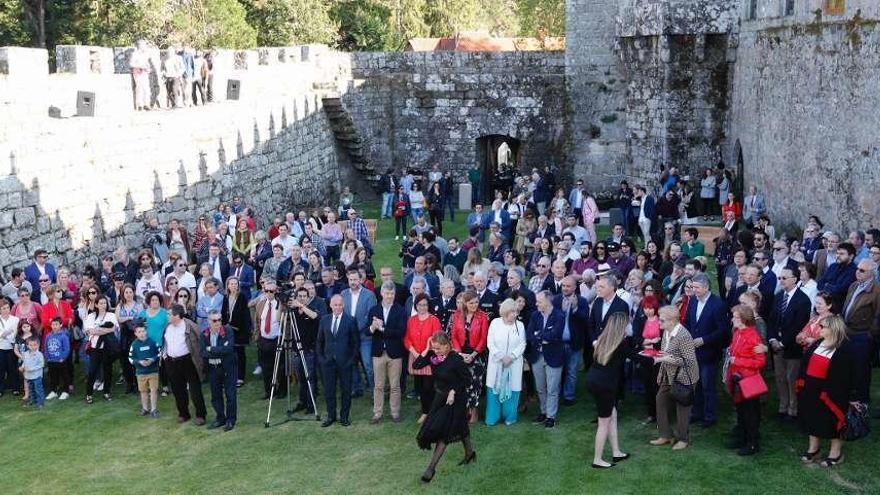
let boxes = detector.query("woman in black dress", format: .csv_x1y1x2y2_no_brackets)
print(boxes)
414,331,476,483
797,315,858,467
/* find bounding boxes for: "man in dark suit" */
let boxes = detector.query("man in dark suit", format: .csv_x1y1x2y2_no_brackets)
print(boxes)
403,256,440,297
526,291,565,427
839,259,880,404
472,271,498,320
684,273,730,428
729,264,773,319
767,267,812,421
204,243,230,286
366,282,407,423
317,295,360,427
768,240,799,293
587,274,629,343
374,266,408,307
442,237,467,274
431,279,458,332
552,276,589,406
315,268,343,307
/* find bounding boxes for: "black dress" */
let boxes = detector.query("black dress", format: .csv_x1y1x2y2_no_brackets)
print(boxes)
415,351,470,449
797,340,856,439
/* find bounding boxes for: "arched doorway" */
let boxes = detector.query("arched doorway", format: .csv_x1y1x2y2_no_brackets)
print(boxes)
476,135,522,203
733,139,744,198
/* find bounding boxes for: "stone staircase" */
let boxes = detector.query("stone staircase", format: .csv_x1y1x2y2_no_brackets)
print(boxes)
321,96,379,191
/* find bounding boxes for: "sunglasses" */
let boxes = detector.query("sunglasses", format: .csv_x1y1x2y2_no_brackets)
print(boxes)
88,290,97,294
264,290,276,294
857,268,868,273
178,294,189,299
39,279,49,283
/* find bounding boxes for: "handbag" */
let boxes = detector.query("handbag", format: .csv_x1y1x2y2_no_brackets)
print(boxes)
738,373,768,400
671,364,694,407
839,402,870,441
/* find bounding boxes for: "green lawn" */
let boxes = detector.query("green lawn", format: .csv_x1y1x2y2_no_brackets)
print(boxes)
2,207,878,494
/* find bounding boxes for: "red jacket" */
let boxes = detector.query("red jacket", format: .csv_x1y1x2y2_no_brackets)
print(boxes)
404,315,441,354
450,310,489,353
726,326,766,402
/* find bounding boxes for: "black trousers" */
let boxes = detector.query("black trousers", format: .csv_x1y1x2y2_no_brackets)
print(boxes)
118,334,135,390
736,397,761,447
47,362,69,393
414,375,435,414
208,360,237,425
165,355,207,420
639,359,659,418
259,337,285,395
234,344,247,382
86,348,114,396
323,361,352,421
429,210,443,236
0,349,19,393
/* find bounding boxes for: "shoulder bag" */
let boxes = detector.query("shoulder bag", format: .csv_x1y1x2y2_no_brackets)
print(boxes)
671,361,695,407
840,402,870,441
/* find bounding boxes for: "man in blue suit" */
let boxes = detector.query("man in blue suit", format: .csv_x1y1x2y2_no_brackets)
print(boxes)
483,199,512,241
366,282,407,423
317,295,360,427
229,254,256,301
552,275,589,406
24,249,56,302
341,269,377,396
684,273,729,428
527,291,565,427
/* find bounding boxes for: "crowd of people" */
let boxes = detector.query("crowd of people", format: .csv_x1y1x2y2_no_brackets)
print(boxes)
0,166,875,481
128,40,214,112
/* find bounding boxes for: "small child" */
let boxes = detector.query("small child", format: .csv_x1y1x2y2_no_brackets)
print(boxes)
13,321,37,402
128,322,160,417
44,317,71,400
19,337,45,408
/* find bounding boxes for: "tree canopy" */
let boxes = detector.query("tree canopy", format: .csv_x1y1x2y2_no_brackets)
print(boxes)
0,0,565,51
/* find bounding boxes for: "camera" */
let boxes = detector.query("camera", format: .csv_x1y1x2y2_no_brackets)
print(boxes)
275,281,297,305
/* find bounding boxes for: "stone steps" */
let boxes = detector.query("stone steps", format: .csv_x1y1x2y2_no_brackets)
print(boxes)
321,97,379,190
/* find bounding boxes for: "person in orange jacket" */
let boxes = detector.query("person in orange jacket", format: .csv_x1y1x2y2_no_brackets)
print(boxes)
726,304,767,456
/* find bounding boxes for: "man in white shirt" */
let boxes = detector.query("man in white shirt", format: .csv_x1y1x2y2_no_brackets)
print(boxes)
271,224,298,258
256,283,282,399
164,304,206,424
172,259,197,291
2,269,32,302
563,215,588,246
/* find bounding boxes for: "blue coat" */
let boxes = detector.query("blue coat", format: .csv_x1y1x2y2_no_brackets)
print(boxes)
341,288,377,337
552,294,590,351
525,308,565,367
483,209,511,239
25,262,56,302
317,313,360,367
229,263,256,301
683,294,730,364
817,262,857,299
641,194,657,224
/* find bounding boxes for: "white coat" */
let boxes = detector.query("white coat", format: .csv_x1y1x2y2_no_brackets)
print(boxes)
485,317,527,392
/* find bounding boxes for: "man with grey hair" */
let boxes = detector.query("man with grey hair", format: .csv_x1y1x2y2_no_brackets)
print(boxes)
526,290,565,427
431,279,458,330
528,256,554,293
202,309,237,430
684,272,729,428
472,270,498,319
367,281,406,423
553,275,590,406
813,232,840,280
587,274,628,343
767,267,811,421
840,258,880,404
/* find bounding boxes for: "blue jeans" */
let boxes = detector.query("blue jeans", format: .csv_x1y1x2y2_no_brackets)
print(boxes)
28,377,45,406
561,344,581,402
381,192,394,218
411,207,424,224
352,339,374,394
693,361,718,422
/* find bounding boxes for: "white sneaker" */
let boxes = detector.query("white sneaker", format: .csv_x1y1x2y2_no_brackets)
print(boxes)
46,392,58,400
253,365,262,376
395,236,399,240
59,392,69,400
94,381,104,390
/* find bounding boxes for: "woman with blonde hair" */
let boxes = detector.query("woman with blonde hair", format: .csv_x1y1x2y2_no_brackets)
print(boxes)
462,247,490,278
484,298,526,426
585,312,633,468
650,305,699,450
797,314,859,467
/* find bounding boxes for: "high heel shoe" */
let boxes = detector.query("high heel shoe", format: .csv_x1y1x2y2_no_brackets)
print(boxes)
421,467,436,483
458,451,477,466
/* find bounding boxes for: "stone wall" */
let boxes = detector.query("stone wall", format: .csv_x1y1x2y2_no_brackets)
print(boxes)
0,45,342,271
728,2,880,229
342,51,569,182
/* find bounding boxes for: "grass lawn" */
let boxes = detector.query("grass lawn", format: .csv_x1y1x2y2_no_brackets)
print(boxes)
2,206,878,494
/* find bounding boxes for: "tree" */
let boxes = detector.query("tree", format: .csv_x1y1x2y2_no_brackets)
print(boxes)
331,0,394,51
0,0,32,46
516,0,565,37
21,0,46,47
240,0,338,46
423,0,480,37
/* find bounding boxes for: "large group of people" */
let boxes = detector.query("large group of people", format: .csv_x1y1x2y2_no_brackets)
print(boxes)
0,166,875,482
128,40,214,112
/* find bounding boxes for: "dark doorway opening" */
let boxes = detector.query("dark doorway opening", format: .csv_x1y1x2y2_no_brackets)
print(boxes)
475,135,522,203
733,139,744,198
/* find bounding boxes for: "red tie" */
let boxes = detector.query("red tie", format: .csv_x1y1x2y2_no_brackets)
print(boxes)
263,302,272,337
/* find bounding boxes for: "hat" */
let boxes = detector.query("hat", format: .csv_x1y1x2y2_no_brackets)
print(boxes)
607,242,621,252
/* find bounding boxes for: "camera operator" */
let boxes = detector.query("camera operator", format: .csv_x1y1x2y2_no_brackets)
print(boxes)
288,286,325,413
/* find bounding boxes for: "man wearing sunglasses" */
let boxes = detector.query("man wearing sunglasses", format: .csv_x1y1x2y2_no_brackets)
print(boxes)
24,249,56,303
840,259,880,405
201,310,237,431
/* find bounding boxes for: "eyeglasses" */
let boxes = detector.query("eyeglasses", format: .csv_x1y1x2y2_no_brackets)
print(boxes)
178,294,189,299
773,247,785,251
265,290,276,294
87,290,97,294
209,318,221,323
39,279,49,283
857,268,868,273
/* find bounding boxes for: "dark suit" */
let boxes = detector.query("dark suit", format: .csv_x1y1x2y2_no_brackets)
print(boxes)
317,313,360,422
587,296,629,343
367,304,406,359
502,285,536,323
684,294,729,424
477,290,498,320
767,288,811,416
525,308,565,367
228,263,256,301
430,296,457,331
24,262,56,302
373,282,408,307
200,327,237,427
204,256,231,285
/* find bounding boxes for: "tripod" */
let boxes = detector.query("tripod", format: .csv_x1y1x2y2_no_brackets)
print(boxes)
264,305,321,427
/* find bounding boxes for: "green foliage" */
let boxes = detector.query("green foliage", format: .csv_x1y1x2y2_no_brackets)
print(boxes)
423,0,480,37
241,0,338,46
331,0,394,51
516,0,565,37
0,0,32,46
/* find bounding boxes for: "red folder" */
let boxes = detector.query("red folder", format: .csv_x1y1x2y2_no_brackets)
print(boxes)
739,373,768,400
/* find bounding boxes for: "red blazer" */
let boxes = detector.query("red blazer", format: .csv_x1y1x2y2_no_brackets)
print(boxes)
404,315,441,354
450,310,489,353
726,326,766,402
722,201,743,220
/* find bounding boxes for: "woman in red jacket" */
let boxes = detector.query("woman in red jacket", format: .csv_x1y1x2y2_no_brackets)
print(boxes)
405,293,442,424
450,291,489,424
726,304,767,456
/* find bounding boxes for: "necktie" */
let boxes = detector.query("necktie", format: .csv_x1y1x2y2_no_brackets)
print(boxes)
778,293,789,317
332,316,339,336
263,302,272,337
